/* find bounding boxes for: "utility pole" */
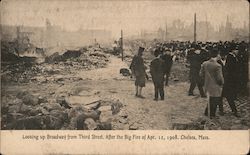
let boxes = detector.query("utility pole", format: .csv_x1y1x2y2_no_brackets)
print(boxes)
121,30,124,61
165,21,168,42
194,13,197,42
205,14,208,41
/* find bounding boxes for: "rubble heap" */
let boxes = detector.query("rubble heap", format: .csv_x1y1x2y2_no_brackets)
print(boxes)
1,92,123,130
1,44,110,84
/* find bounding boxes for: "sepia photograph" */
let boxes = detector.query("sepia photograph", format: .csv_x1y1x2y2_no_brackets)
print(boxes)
1,0,249,132
1,0,249,154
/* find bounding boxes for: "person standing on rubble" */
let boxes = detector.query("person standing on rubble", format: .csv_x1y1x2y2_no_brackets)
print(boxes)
130,47,148,98
150,49,165,101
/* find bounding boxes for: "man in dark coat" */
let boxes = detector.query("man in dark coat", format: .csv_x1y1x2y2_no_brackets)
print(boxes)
130,47,148,98
217,54,226,115
237,42,248,95
187,45,206,97
161,48,174,86
150,49,165,101
222,49,240,117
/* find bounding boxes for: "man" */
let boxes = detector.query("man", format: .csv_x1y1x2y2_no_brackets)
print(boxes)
222,49,240,117
150,49,165,101
216,54,226,115
238,42,248,95
130,47,148,98
112,41,118,55
187,44,206,97
200,49,224,118
161,48,174,86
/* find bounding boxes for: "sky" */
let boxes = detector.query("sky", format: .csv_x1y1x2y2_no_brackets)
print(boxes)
1,0,249,38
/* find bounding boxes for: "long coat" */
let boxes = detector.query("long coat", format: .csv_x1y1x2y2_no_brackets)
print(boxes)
200,59,224,97
187,50,203,83
130,55,146,87
222,53,239,98
150,57,165,83
160,54,173,74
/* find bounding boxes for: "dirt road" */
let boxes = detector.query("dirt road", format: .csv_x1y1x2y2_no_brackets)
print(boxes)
71,56,207,129
69,56,249,130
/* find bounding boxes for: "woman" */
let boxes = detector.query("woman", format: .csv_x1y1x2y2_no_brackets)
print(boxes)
130,47,148,98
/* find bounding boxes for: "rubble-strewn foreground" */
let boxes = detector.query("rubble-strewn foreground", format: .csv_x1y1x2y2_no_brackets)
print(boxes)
2,90,122,130
1,40,249,130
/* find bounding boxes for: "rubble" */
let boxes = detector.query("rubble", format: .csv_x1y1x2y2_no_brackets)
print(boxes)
38,96,48,104
41,102,64,112
2,42,110,84
171,118,206,130
1,51,20,62
56,96,72,109
97,122,112,130
2,90,124,130
22,94,39,106
129,124,139,130
84,118,98,130
45,48,110,71
13,115,44,130
2,38,247,131
84,101,101,110
99,111,113,123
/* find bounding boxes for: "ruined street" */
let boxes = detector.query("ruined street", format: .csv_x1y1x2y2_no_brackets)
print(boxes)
2,52,249,130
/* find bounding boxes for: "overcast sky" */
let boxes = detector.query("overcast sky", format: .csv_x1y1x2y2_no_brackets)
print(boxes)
1,0,249,38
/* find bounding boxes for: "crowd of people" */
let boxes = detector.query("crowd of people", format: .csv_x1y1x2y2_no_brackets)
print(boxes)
129,40,248,118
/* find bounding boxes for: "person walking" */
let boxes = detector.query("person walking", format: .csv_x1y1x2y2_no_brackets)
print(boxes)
150,49,165,101
130,47,148,98
200,49,224,118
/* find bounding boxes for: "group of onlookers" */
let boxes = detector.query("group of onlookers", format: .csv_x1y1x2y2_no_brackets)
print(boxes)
129,40,248,118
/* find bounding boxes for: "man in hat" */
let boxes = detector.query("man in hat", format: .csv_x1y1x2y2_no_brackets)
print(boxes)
150,49,165,101
200,49,224,118
130,47,148,98
161,48,174,86
222,49,240,117
216,53,226,115
187,44,206,97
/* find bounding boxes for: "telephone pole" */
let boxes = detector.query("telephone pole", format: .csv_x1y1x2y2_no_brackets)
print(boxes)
205,14,208,41
121,30,124,61
165,21,168,42
194,13,197,42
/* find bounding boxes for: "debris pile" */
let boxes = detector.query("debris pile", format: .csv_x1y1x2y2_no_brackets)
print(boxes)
1,45,110,84
45,47,109,70
1,60,37,83
1,92,123,130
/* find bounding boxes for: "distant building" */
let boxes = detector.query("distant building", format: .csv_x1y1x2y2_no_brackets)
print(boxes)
1,19,112,48
138,17,248,42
